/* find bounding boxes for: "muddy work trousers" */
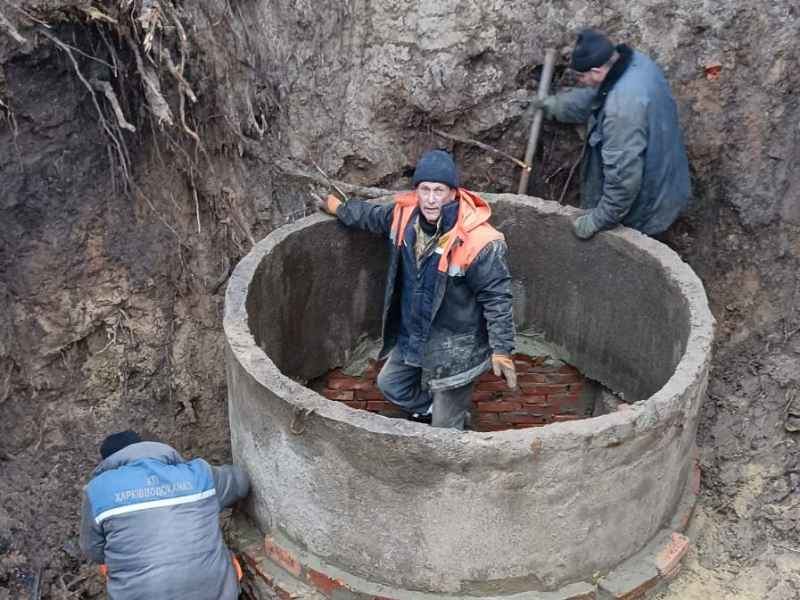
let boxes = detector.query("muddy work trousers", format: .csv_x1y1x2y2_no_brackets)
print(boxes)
376,349,475,429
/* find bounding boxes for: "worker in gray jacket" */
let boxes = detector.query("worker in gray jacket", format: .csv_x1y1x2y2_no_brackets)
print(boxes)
79,430,250,600
536,28,691,238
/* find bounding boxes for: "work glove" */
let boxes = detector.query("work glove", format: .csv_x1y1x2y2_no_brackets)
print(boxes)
491,354,517,390
316,193,342,216
527,96,554,120
571,209,601,240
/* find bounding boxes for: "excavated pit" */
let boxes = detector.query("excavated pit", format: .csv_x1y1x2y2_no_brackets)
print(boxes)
224,193,714,596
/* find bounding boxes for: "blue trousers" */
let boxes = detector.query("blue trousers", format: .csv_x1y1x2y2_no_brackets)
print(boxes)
376,349,475,430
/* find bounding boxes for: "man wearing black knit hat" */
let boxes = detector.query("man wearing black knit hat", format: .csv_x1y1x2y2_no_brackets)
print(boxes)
535,28,691,239
79,430,250,600
318,150,516,429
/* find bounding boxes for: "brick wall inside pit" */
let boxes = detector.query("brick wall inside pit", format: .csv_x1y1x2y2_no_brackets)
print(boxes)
319,353,595,431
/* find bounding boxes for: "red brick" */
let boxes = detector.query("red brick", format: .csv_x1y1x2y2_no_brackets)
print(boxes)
655,533,690,576
252,565,275,588
690,464,701,494
241,548,274,588
355,389,385,400
322,389,354,401
556,365,580,374
307,569,343,595
568,382,585,394
344,401,368,409
476,380,513,392
546,394,583,405
476,412,499,423
264,536,301,577
275,582,295,600
521,384,568,396
480,371,502,382
476,423,512,432
518,373,548,383
472,391,497,402
499,414,546,424
477,401,521,412
326,369,348,379
520,394,547,405
531,355,548,366
677,499,696,531
499,393,526,402
512,353,534,366
367,401,397,412
526,405,573,415
364,360,385,377
242,545,263,570
328,377,373,390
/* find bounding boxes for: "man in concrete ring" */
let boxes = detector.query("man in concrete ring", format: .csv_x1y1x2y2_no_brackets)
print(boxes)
79,429,251,600
534,28,691,239
317,150,516,429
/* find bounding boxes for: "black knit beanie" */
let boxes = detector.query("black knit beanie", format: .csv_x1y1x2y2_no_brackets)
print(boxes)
100,429,142,459
413,150,458,189
570,28,615,73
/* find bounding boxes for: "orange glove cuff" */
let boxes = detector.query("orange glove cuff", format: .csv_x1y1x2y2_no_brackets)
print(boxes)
327,194,343,215
491,354,515,370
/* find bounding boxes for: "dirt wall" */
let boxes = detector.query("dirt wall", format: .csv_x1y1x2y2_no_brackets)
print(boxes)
1,0,799,598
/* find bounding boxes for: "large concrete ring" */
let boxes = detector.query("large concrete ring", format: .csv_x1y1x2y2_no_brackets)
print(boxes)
224,194,714,595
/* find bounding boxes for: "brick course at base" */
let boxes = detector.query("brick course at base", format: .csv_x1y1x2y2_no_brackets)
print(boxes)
318,353,594,431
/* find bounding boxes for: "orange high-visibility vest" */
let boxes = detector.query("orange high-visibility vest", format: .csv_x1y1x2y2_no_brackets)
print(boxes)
390,189,503,276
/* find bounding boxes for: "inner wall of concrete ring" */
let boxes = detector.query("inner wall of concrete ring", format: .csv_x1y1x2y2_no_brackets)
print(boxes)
224,193,714,594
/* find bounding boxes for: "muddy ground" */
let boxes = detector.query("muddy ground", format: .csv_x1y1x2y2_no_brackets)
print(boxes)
1,0,799,598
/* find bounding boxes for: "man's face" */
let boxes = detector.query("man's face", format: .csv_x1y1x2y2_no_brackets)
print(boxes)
574,67,608,87
417,182,457,223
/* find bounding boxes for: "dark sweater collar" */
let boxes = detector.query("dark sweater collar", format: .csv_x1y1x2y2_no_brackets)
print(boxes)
594,44,634,112
417,198,460,235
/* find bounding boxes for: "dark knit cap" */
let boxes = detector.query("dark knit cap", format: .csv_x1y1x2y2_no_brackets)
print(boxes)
100,429,142,459
570,28,615,73
412,150,458,189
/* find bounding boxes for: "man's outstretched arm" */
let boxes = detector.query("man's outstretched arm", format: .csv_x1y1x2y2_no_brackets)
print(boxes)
318,194,395,238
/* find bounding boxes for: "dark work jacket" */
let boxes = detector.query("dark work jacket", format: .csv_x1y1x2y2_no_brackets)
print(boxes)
543,46,691,235
397,200,460,366
336,189,515,391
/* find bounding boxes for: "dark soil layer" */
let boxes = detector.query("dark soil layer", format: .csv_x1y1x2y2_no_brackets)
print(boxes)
1,1,799,598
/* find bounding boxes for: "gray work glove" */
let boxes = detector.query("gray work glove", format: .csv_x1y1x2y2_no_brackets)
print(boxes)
571,210,601,240
526,96,554,120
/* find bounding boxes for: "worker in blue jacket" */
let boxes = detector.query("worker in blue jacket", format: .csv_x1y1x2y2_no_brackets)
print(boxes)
79,430,250,600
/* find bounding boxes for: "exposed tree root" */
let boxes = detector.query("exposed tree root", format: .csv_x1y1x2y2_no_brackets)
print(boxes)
40,28,132,188
92,79,136,132
0,10,27,44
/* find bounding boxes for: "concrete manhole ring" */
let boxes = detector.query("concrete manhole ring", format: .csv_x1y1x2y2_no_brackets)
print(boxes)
224,193,714,599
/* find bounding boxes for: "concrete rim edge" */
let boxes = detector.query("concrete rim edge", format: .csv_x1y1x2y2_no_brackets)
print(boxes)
223,192,715,449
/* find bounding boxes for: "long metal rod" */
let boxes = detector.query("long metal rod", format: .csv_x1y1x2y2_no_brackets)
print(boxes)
517,48,557,195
